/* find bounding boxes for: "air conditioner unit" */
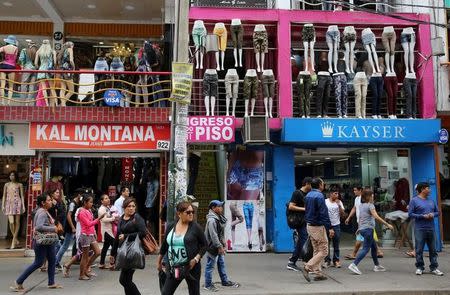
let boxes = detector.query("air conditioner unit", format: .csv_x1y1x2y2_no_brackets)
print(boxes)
243,116,269,144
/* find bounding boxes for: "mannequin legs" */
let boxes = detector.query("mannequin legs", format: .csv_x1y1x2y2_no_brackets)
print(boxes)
136,84,148,107
256,52,265,72
344,42,356,74
310,41,315,72
226,96,230,116
390,54,395,75
264,97,273,118
239,49,243,67
244,99,249,117
327,41,338,73
7,73,14,105
409,41,416,74
195,46,204,69
350,41,355,73
234,48,243,67
8,215,21,249
62,80,74,106
215,51,225,71
59,81,67,106
303,42,309,72
385,52,392,74
48,80,58,107
365,44,380,73
221,51,225,71
204,96,215,116
39,81,49,106
251,98,256,116
303,41,315,72
215,52,221,71
0,72,6,105
333,42,338,72
211,96,216,116
371,44,381,73
205,96,210,116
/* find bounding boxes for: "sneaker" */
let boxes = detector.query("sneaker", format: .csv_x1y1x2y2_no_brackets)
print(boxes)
55,265,63,272
373,265,386,272
431,269,444,276
415,269,423,275
300,266,311,282
222,281,240,288
287,262,300,272
334,261,342,268
204,285,219,292
348,263,362,275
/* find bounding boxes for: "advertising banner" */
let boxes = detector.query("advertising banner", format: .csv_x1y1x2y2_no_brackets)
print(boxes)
170,63,193,104
187,116,235,143
29,123,170,150
225,150,266,252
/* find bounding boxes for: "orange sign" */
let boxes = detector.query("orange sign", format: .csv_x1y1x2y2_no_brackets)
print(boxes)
29,123,170,150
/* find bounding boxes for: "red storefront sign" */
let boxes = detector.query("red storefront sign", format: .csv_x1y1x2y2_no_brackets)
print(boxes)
29,123,170,150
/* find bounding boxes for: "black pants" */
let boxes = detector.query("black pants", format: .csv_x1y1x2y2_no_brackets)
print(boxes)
369,76,384,116
315,75,331,116
119,269,141,295
404,78,417,118
187,153,201,196
162,263,201,295
100,232,115,265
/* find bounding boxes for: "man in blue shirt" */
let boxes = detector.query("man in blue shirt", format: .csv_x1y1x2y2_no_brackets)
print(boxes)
300,178,334,282
408,182,443,276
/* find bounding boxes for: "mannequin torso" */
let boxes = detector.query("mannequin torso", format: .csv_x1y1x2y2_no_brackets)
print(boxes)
383,26,395,34
402,27,414,35
231,19,241,25
226,69,238,76
305,23,313,28
263,69,273,76
254,24,266,32
362,28,373,36
193,20,205,29
205,69,217,75
215,22,225,30
327,25,338,32
344,26,356,34
318,71,330,76
2,181,24,215
246,69,257,77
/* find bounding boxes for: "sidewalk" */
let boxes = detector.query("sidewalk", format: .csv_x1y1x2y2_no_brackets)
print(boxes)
1,249,449,294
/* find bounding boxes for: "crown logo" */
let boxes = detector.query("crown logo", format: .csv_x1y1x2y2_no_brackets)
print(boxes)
321,121,334,138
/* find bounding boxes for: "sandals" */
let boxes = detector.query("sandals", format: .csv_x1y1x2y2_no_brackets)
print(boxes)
10,282,25,292
78,276,90,281
62,265,70,278
344,254,355,260
48,284,63,289
405,251,416,258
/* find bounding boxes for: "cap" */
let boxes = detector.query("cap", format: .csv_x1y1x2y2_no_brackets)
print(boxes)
209,200,224,209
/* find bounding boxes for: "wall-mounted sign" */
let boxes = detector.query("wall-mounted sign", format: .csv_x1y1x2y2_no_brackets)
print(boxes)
170,62,193,104
30,167,43,192
187,116,235,143
439,128,448,144
53,31,63,41
1,124,35,156
29,123,170,150
104,89,123,107
193,0,267,8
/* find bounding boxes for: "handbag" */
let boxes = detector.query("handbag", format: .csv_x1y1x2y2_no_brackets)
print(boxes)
286,202,305,229
301,236,314,262
116,236,146,270
142,229,159,255
55,222,64,236
34,211,59,245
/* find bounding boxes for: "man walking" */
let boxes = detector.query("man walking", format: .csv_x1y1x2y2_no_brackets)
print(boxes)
113,187,129,216
204,200,239,292
345,186,363,259
286,177,312,271
301,178,333,282
408,182,443,276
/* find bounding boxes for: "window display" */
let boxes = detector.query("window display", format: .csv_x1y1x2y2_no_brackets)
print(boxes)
343,26,356,74
362,28,381,74
253,24,268,73
203,69,218,116
213,22,227,71
0,35,18,106
262,69,274,118
192,20,207,70
230,19,244,68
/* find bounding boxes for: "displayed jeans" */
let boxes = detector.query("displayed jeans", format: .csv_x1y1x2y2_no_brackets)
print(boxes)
404,78,417,118
204,254,229,288
315,75,332,117
401,32,416,44
369,76,384,116
228,160,263,190
187,153,201,195
230,24,244,49
225,73,239,99
243,202,254,229
262,74,275,98
362,32,376,46
353,72,368,118
203,72,218,97
17,243,56,286
415,229,438,271
289,224,308,264
243,75,259,100
326,29,340,44
325,225,341,263
334,73,348,117
297,73,312,117
384,76,398,116
56,232,74,266
354,228,379,266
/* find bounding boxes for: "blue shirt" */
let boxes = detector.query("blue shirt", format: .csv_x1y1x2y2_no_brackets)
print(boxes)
408,196,439,231
304,189,331,229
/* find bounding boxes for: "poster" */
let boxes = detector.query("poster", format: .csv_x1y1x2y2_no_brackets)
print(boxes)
170,62,193,104
225,150,266,252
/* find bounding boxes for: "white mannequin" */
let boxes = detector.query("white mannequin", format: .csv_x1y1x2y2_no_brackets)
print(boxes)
2,172,25,249
231,19,243,67
383,26,396,75
192,20,206,69
245,69,257,117
343,26,356,74
303,24,315,73
204,69,217,116
402,27,415,75
262,69,273,118
327,25,339,73
214,22,226,71
225,68,238,117
254,24,266,72
362,28,381,73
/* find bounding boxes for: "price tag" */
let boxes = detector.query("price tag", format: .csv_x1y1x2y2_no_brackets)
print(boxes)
157,140,170,150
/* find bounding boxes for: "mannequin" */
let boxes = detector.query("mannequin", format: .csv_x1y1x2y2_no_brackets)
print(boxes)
2,171,25,249
302,24,316,73
94,52,109,106
401,27,415,76
57,41,75,106
110,56,128,107
382,26,396,75
35,40,57,107
253,25,268,72
315,71,331,117
192,20,207,69
343,26,356,74
0,35,18,105
231,19,244,67
243,69,258,117
326,25,340,73
203,69,218,116
404,73,417,119
362,28,381,73
333,67,348,118
213,22,227,71
19,40,38,106
354,71,368,118
261,69,274,117
135,46,150,107
297,71,312,118
225,69,239,116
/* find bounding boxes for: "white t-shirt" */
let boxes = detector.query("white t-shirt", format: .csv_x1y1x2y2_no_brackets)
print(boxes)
114,196,125,217
354,196,362,222
326,199,345,226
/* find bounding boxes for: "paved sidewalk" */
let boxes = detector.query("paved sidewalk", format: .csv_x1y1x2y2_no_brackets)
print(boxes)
1,249,449,294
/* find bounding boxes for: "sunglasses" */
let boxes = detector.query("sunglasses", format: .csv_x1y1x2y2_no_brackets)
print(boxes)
184,210,194,215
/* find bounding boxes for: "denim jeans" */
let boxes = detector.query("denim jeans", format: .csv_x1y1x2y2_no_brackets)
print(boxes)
243,202,254,229
315,75,331,117
404,78,417,117
369,76,384,116
289,224,308,264
204,254,229,287
354,228,379,266
17,242,56,286
56,232,74,266
415,229,438,271
325,225,341,263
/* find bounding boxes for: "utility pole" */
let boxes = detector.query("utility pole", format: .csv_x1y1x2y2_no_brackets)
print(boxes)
167,0,190,223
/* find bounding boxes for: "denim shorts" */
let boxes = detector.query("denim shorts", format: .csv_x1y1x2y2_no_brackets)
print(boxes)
326,30,340,43
302,26,315,42
243,202,254,229
203,73,218,97
400,32,416,44
362,32,376,45
192,26,207,47
228,160,263,191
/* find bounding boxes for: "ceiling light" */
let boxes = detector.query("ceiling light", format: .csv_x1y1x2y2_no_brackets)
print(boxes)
325,157,331,160
87,4,96,9
306,161,312,164
314,159,320,162
3,2,13,7
125,5,135,10
5,164,10,169
337,158,348,162
358,157,364,160
99,42,104,45
25,39,32,42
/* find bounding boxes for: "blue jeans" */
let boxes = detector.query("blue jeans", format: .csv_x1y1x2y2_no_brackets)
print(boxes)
415,229,438,271
325,225,341,263
354,228,379,266
289,225,307,264
243,202,254,229
204,254,229,287
55,233,74,266
17,242,56,286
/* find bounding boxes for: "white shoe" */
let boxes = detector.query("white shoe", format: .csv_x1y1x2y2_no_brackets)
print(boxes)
338,115,342,118
388,115,395,119
373,265,386,272
301,115,306,118
431,269,444,276
348,263,362,275
317,115,322,118
377,115,383,119
408,117,414,119
415,269,423,275
372,115,377,119
343,115,348,118
357,116,363,119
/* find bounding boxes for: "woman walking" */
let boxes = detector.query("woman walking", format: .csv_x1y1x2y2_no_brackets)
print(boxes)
98,194,118,269
110,198,146,295
157,201,207,295
348,189,394,275
11,194,62,291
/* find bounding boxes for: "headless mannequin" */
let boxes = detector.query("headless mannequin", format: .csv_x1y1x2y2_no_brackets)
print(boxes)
402,27,416,76
192,20,206,69
262,69,273,118
343,26,356,74
214,22,226,71
204,69,217,116
245,69,257,117
2,172,25,249
0,44,18,105
327,25,339,73
231,19,243,67
225,68,238,117
58,42,75,106
254,24,266,72
362,28,381,73
383,26,396,75
35,40,57,107
303,24,315,73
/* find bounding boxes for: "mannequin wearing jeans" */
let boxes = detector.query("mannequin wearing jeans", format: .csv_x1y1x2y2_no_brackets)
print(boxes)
343,26,356,74
369,72,384,118
231,19,244,67
353,72,368,118
192,20,207,70
401,27,415,75
302,24,315,73
362,28,381,74
326,26,340,73
213,23,227,71
243,69,258,117
384,74,398,119
297,72,312,118
203,69,218,116
382,26,396,75
315,72,331,117
261,69,274,118
225,69,239,116
333,71,348,118
253,25,268,72
404,75,417,119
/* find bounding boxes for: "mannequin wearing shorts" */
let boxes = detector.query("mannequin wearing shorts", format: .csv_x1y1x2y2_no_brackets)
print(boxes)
343,26,356,74
382,26,396,75
253,25,268,72
192,20,207,70
302,24,316,73
401,27,415,75
225,69,239,116
231,19,244,67
326,25,340,73
362,28,381,73
261,69,274,118
213,22,227,71
0,35,18,105
243,69,258,117
203,69,218,116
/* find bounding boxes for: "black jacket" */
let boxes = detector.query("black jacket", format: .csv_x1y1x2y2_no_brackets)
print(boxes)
111,213,146,257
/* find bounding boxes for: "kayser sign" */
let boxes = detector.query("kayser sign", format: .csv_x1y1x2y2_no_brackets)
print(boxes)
29,123,170,150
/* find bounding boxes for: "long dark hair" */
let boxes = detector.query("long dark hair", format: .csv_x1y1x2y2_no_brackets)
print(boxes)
361,189,373,203
36,194,48,208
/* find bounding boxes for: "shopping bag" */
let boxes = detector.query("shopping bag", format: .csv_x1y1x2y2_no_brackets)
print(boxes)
115,236,146,270
301,236,313,262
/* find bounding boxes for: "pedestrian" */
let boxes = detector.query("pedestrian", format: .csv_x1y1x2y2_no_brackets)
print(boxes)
344,185,363,260
114,187,130,217
408,182,444,276
300,177,333,282
110,198,147,294
286,177,312,272
348,189,393,275
98,194,118,269
157,201,207,295
11,194,63,291
324,184,345,268
204,200,240,292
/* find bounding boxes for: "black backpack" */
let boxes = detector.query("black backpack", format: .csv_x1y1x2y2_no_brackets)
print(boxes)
286,202,305,229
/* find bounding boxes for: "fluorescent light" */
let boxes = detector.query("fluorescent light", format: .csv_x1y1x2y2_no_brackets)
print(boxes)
99,42,104,45
314,159,320,162
87,4,96,9
358,157,364,160
325,157,331,160
306,161,312,164
3,2,13,7
125,4,135,10
337,158,348,162
25,39,32,42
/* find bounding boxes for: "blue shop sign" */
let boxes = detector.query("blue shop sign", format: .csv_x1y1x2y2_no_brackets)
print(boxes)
282,118,441,144
439,129,449,144
103,89,123,107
